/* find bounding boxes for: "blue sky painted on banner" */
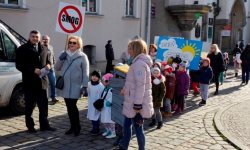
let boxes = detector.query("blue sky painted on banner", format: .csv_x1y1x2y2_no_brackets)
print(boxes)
156,37,203,70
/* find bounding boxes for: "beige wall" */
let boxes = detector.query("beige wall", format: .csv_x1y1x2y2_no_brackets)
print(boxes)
0,0,150,73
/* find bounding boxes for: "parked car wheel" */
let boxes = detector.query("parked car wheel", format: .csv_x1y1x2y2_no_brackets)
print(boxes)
9,86,36,115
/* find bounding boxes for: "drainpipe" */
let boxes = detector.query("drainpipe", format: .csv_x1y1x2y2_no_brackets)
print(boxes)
145,0,150,44
212,0,221,44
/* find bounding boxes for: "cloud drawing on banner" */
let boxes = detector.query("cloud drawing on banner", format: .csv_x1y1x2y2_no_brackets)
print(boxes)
161,39,196,66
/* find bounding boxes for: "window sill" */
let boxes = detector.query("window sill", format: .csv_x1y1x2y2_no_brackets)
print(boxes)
85,13,104,17
0,5,28,11
122,16,140,20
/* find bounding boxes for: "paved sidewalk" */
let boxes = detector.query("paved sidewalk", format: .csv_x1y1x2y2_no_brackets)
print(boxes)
221,99,250,149
0,67,249,150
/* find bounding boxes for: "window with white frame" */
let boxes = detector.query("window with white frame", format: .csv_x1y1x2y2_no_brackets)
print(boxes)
0,0,18,5
82,0,97,13
125,0,134,16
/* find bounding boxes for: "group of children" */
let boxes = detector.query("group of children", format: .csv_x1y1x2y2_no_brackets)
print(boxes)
85,53,218,148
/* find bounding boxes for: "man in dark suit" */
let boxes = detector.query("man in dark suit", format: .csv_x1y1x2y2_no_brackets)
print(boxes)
16,30,56,133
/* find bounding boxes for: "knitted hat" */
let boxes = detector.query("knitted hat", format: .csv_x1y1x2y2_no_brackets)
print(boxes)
203,58,210,66
179,61,188,68
102,73,114,82
172,57,182,64
151,67,161,74
91,69,101,79
167,57,174,64
93,99,104,110
161,61,167,67
154,62,161,69
164,65,173,74
222,53,226,58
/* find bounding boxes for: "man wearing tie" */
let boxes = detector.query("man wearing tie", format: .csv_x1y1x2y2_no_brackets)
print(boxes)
16,30,56,133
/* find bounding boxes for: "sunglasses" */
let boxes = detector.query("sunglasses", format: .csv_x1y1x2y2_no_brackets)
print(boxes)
69,41,77,45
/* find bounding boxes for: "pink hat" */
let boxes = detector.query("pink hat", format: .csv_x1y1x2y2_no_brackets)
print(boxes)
161,61,167,67
102,73,114,82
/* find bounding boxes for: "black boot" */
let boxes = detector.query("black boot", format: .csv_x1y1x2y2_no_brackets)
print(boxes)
235,73,238,77
199,100,206,106
214,91,219,95
65,128,74,135
148,119,156,127
157,122,163,129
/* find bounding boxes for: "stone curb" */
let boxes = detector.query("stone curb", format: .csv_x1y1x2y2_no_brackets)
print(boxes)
214,100,250,150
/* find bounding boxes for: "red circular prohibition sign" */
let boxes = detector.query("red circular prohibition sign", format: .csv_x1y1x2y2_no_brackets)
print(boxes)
58,5,83,33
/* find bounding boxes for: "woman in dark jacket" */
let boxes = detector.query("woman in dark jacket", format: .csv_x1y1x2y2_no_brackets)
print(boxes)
207,44,224,95
240,44,250,85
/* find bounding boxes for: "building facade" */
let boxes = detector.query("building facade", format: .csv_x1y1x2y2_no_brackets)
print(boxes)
150,0,250,56
0,0,151,73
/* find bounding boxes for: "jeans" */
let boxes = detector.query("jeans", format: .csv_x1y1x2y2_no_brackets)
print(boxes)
120,114,145,150
242,66,250,84
64,99,81,130
47,68,57,99
25,89,49,129
163,98,171,113
200,83,209,101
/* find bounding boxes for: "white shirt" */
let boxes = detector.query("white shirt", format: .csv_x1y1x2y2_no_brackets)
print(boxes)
34,45,38,52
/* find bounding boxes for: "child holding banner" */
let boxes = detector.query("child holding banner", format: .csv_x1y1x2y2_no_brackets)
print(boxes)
173,61,190,115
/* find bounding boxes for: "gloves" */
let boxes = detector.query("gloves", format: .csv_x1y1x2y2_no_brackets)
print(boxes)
106,101,112,107
59,52,67,61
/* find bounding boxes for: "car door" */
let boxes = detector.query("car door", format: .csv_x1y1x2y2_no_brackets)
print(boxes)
0,29,20,106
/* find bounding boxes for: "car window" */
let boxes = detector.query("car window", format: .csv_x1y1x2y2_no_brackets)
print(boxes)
0,33,5,62
2,31,16,62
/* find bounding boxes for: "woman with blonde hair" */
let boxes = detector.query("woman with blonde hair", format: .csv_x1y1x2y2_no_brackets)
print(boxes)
207,44,224,95
116,39,154,150
55,35,89,136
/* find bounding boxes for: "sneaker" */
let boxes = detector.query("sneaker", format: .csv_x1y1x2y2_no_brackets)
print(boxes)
199,100,206,106
106,132,116,139
193,92,200,96
163,113,172,117
102,128,109,136
173,108,182,115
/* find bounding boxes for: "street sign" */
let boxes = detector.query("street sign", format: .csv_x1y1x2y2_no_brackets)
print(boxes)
55,2,85,37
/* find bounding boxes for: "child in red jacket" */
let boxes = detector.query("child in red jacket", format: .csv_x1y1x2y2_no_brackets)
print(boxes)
162,65,176,117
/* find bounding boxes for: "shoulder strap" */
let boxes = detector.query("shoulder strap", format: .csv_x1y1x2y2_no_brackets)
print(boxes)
62,56,81,77
101,88,111,100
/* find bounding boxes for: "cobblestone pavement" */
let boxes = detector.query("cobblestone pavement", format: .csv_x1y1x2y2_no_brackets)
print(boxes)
221,99,250,149
0,67,249,150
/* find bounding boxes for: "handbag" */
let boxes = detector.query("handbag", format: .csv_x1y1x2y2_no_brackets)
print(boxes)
56,57,81,90
93,88,111,110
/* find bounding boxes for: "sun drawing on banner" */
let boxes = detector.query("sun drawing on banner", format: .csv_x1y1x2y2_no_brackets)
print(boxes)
181,40,200,58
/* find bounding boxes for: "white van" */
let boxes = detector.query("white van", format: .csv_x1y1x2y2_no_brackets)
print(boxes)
0,23,25,114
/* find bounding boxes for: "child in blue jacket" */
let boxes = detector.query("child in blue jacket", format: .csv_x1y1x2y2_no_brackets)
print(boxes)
199,58,213,106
